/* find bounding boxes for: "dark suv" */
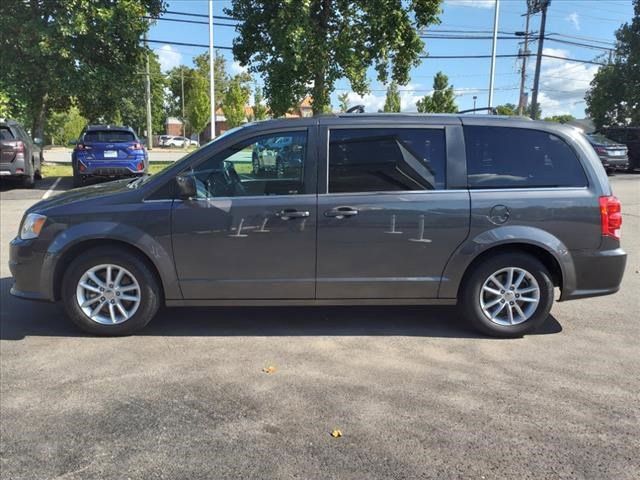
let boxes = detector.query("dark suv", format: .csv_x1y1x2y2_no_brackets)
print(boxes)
0,118,43,187
9,114,627,337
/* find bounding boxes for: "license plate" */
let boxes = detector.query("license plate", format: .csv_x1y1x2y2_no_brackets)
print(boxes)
103,150,118,158
610,150,624,156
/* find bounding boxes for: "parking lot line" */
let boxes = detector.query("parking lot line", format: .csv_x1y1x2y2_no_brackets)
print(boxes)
42,177,62,199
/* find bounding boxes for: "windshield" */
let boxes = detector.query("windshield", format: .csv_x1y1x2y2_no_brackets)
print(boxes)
587,134,618,145
84,130,136,143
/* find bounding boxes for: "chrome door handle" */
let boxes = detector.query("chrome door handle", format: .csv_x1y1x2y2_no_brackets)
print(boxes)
278,209,310,220
324,206,359,219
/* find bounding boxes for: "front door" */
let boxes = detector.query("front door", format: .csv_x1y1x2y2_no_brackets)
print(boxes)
171,129,317,299
316,126,470,299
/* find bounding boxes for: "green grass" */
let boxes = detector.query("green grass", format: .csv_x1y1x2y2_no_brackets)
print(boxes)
41,161,175,178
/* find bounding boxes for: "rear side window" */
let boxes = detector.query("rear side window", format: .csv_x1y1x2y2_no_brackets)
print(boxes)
464,126,587,189
0,127,14,140
84,130,136,143
328,128,446,193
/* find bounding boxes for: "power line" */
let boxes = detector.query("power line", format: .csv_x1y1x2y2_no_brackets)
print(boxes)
146,39,232,50
163,9,238,22
418,53,606,66
145,16,237,27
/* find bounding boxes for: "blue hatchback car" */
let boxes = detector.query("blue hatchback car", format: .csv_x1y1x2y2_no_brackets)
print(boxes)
72,125,148,187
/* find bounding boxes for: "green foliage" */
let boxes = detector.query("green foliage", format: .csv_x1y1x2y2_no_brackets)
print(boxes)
383,82,402,112
495,103,518,116
587,1,639,128
251,87,269,121
338,92,350,112
544,114,575,124
186,72,211,135
223,76,251,128
0,0,165,137
0,90,11,118
226,0,443,116
415,72,457,113
46,105,87,145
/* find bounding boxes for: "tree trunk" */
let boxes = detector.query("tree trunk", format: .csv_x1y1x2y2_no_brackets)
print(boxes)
31,92,48,140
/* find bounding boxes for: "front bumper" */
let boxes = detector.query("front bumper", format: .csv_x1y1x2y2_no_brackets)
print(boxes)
8,237,55,302
560,246,627,301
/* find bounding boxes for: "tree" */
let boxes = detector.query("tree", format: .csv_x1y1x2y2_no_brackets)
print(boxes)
383,82,402,113
544,114,575,124
251,87,268,121
338,92,350,112
186,72,211,136
0,0,165,138
587,1,639,128
415,72,457,113
226,0,443,116
46,105,87,145
223,76,251,128
495,103,518,116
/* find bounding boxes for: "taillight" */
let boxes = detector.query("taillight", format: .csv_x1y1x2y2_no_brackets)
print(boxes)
595,146,607,155
128,143,143,150
136,161,144,171
14,141,24,153
599,196,622,240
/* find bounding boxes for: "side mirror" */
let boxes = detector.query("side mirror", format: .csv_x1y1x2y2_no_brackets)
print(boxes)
176,173,197,199
33,137,43,145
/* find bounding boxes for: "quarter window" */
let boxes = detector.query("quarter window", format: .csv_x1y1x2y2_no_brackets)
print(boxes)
184,131,307,198
328,128,446,193
465,126,588,189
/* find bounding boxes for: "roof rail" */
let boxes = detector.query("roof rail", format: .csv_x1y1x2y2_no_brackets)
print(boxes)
458,107,498,115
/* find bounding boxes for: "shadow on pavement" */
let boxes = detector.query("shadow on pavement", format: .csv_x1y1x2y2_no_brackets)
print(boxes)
0,277,563,340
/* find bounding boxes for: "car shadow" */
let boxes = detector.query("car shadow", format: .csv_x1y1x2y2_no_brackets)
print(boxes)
0,176,59,193
0,277,563,341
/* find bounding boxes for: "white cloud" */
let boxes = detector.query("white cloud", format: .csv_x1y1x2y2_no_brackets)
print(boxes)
230,60,248,76
445,0,495,9
565,12,580,31
532,48,599,116
345,91,386,113
157,44,182,72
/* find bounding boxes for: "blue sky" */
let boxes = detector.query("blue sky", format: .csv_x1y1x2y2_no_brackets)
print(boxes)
149,0,634,118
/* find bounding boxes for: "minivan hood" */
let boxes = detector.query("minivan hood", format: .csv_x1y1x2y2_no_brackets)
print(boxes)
29,178,134,213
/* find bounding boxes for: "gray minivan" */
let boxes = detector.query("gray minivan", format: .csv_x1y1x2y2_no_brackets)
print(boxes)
9,114,626,337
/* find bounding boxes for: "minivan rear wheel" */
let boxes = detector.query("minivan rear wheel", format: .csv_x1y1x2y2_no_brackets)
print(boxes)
460,253,554,338
61,247,161,335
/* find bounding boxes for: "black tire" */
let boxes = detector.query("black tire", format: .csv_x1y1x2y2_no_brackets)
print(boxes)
61,247,161,336
22,161,35,188
459,252,554,338
72,173,85,188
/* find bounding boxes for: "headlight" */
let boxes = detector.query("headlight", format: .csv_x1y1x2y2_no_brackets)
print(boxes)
20,213,47,240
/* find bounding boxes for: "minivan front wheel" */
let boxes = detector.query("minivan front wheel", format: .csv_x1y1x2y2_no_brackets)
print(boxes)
460,253,554,338
61,247,161,335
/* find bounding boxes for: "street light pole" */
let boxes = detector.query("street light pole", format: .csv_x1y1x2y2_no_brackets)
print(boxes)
488,0,500,109
208,0,216,140
144,30,153,150
517,9,531,116
181,67,185,138
473,96,477,111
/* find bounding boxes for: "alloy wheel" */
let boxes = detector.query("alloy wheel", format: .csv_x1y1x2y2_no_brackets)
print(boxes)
479,267,541,326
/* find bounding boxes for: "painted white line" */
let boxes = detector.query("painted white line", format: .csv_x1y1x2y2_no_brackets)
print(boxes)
42,177,62,200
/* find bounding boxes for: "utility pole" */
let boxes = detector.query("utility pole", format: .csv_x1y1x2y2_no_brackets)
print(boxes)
517,9,531,116
208,0,216,140
181,67,186,138
530,0,551,120
144,30,153,150
488,0,500,109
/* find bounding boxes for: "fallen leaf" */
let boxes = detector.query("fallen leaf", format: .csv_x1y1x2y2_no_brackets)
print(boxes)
330,429,342,438
262,366,277,374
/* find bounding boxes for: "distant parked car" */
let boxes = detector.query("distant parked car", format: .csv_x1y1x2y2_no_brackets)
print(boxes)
0,118,43,188
586,133,629,174
71,125,148,187
162,136,198,148
252,134,304,177
599,126,640,172
158,135,172,147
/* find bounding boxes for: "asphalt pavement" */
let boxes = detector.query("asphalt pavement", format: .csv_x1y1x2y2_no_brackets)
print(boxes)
0,174,639,479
